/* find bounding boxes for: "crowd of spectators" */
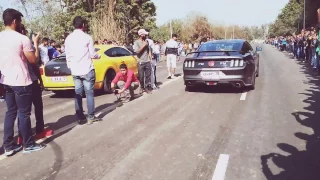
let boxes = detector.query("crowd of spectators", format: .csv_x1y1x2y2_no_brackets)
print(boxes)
267,26,320,70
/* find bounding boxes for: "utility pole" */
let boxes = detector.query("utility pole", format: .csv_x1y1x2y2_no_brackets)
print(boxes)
232,27,235,39
170,20,173,38
303,0,306,29
224,27,228,39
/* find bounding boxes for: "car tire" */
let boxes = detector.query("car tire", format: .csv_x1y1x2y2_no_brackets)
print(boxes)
248,76,256,90
185,85,195,92
103,69,116,94
52,90,66,96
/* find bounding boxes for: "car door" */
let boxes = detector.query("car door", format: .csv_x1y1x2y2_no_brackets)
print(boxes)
104,47,126,72
242,42,255,79
247,43,258,72
118,47,138,73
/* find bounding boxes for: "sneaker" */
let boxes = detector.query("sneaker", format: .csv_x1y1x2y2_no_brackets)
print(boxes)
78,114,87,125
87,116,102,125
23,143,46,154
145,88,152,94
34,129,54,140
5,144,22,156
122,96,131,103
167,76,172,79
139,88,145,94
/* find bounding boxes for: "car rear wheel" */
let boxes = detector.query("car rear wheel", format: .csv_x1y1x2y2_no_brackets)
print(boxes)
248,75,256,90
52,90,69,97
185,85,196,92
103,69,116,94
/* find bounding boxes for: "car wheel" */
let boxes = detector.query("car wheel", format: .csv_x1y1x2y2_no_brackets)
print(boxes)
248,75,256,90
185,85,195,92
52,90,66,96
103,69,116,94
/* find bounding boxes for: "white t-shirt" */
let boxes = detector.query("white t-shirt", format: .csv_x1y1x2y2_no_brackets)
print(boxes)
154,44,160,54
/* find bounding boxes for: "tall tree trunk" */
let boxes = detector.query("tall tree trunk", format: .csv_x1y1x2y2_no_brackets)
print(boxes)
108,0,116,19
317,8,320,23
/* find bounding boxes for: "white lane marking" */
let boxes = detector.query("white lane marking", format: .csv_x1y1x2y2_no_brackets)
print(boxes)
0,155,6,161
42,93,55,97
212,154,230,180
240,92,247,101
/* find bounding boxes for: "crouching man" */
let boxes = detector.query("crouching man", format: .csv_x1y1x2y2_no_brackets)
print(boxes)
111,64,139,102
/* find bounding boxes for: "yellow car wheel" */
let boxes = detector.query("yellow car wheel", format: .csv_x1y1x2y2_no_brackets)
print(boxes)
102,69,116,94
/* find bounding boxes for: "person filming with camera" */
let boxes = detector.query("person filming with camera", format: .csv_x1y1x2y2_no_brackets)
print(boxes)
111,64,140,103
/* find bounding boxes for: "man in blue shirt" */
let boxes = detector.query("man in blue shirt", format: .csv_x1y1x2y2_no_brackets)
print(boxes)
48,40,56,60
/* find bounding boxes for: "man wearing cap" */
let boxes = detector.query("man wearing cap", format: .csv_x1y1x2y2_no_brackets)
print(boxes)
133,29,152,93
165,34,179,79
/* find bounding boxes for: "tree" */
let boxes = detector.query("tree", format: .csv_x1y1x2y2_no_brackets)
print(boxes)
269,1,303,36
113,0,156,42
0,6,4,31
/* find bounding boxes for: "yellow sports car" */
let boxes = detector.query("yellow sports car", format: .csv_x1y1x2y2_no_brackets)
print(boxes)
40,45,138,95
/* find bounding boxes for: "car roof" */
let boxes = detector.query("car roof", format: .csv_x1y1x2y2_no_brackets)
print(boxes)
94,45,124,51
55,45,127,59
203,39,246,45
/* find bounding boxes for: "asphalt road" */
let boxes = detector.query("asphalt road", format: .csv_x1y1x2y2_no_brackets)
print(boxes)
1,45,320,180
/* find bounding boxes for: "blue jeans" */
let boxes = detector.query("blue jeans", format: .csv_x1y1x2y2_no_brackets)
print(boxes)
312,48,318,68
3,84,35,149
73,70,96,119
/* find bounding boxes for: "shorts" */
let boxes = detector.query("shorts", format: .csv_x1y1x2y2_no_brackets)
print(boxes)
166,54,177,68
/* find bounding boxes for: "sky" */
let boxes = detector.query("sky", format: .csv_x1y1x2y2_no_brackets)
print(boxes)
0,0,289,26
151,0,289,26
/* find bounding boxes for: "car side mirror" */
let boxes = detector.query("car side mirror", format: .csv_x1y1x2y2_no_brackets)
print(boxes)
256,47,262,52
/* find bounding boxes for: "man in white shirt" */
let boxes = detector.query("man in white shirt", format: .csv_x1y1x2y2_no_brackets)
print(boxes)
165,34,179,79
39,37,49,65
65,16,101,125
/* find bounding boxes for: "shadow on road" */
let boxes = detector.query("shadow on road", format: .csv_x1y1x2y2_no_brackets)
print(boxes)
48,90,109,99
261,55,320,180
187,85,244,94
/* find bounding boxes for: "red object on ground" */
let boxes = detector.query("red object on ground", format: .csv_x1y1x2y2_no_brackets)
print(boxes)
17,129,54,144
17,136,23,145
34,129,54,140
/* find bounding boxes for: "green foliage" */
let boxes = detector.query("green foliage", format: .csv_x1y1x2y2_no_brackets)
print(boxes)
269,1,303,36
7,0,156,43
114,0,156,41
269,0,320,37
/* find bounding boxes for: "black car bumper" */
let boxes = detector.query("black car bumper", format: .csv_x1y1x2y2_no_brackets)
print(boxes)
183,66,253,87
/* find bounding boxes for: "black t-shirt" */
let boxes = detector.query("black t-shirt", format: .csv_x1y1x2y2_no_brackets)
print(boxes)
307,37,312,48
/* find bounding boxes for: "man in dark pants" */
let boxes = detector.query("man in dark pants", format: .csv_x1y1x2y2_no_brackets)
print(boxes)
17,24,53,143
0,8,46,156
134,29,152,94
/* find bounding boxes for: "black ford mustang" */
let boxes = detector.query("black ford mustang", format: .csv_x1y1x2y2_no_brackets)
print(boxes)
183,39,262,91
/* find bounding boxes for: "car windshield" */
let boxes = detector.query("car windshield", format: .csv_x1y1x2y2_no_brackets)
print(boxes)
53,55,66,62
198,42,242,51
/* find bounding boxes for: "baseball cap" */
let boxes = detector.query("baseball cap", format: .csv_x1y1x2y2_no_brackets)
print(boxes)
138,29,149,36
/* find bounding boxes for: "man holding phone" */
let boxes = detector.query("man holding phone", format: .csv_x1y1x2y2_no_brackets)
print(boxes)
133,29,152,94
111,64,140,102
19,24,53,142
0,8,46,155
